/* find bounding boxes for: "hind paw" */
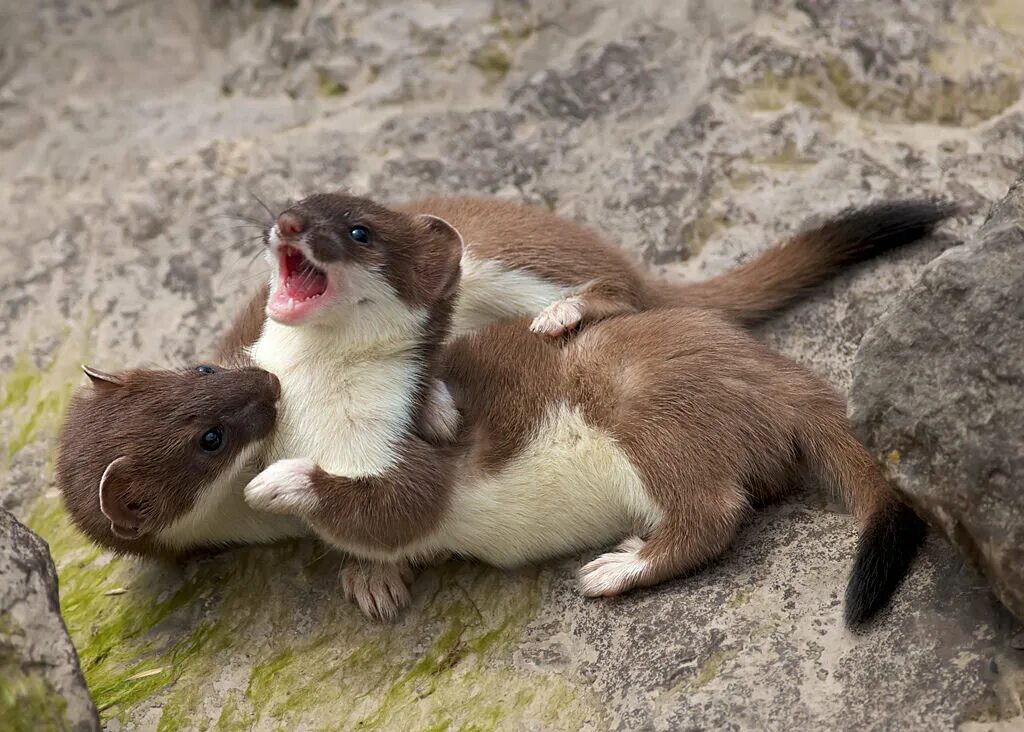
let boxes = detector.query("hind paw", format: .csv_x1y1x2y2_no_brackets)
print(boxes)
578,536,649,597
341,560,415,622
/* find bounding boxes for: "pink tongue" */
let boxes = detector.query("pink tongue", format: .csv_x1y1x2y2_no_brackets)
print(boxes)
284,269,327,300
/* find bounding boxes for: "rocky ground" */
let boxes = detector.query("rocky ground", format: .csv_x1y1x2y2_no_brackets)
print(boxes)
1,1,1022,729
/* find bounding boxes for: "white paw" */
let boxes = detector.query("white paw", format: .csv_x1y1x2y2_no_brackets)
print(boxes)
244,458,319,516
341,560,415,622
419,379,461,443
530,296,584,337
578,536,649,597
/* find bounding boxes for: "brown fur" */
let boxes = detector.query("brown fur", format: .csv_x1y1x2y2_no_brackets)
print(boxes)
55,278,276,557
274,194,464,309
282,301,907,609
400,196,651,320
270,197,466,438
650,199,956,324
240,195,930,622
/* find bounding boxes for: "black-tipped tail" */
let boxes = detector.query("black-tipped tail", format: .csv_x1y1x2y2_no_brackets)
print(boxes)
822,198,958,266
844,502,927,627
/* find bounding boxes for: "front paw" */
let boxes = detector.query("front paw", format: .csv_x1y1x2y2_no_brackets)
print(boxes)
244,458,319,516
530,296,583,337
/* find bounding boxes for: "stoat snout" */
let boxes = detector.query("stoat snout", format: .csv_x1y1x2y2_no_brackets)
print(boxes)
265,212,334,325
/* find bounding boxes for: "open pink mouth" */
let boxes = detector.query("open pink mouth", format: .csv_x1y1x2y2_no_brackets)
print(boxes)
267,245,331,324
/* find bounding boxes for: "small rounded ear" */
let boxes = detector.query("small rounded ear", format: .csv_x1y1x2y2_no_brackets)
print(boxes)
81,365,123,389
98,456,144,540
416,214,464,302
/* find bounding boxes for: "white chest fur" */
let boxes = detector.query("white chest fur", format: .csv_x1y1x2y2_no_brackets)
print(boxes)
250,312,426,478
423,403,661,566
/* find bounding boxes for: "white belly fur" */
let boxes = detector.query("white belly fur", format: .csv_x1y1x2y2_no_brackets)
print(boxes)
452,250,568,337
426,403,662,567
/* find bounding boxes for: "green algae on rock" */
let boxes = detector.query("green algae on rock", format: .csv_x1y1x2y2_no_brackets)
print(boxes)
27,498,604,729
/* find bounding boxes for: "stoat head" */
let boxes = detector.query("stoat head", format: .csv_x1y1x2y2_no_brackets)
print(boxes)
262,192,463,327
55,363,281,556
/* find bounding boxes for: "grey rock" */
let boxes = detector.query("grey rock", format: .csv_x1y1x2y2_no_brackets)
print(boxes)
0,509,100,731
849,174,1024,622
2,0,1024,729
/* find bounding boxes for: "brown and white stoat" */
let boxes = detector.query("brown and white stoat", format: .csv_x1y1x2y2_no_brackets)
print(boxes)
56,192,949,623
236,192,938,625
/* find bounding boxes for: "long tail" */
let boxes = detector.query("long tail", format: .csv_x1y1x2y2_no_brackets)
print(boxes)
797,407,927,627
655,199,955,326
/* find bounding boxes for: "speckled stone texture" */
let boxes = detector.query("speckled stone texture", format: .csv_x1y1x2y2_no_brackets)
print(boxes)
1,1,1022,729
0,510,100,731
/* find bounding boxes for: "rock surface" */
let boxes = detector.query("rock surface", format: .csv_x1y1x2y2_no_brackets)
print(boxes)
850,174,1024,624
0,509,100,731
1,0,1023,729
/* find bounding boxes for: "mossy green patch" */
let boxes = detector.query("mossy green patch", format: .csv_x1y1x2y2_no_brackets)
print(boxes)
471,13,536,88
727,588,752,610
1,350,77,459
692,648,740,688
315,70,349,98
753,140,817,171
471,45,513,86
237,563,601,730
26,496,607,730
679,182,731,256
738,68,829,113
0,662,70,732
979,0,1024,36
1,322,93,463
739,47,1021,127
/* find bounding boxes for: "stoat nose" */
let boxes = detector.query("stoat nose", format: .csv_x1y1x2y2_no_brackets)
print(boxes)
276,212,304,237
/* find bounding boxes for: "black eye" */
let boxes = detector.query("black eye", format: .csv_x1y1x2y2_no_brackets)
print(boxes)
195,365,215,374
349,226,370,244
199,427,223,452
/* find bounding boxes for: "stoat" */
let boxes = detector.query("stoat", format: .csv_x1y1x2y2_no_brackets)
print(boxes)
238,192,934,626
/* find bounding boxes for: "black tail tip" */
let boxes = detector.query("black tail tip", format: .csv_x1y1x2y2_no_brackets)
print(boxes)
844,502,928,628
831,198,959,262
